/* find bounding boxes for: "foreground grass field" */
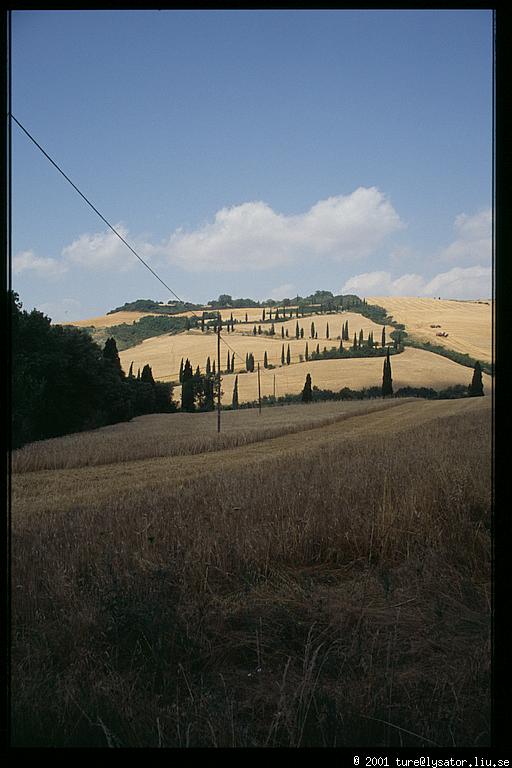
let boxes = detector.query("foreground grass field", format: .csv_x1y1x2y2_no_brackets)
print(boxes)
12,397,491,747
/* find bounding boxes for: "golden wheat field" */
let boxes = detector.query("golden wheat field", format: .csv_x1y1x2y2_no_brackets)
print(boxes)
117,311,394,381
67,310,163,328
11,396,492,747
367,296,493,363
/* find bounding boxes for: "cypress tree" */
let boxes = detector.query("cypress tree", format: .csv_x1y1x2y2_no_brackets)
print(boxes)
227,351,230,372
316,343,320,355
249,353,255,372
315,331,318,339
353,332,358,350
137,368,141,380
302,373,313,403
231,353,235,373
281,326,285,338
206,356,211,376
382,348,393,397
359,329,364,347
253,325,257,335
271,323,275,335
286,328,289,337
212,360,216,376
311,321,315,338
201,313,205,332
326,322,330,339
195,365,200,377
264,350,268,368
179,358,184,383
296,321,300,339
141,364,155,385
281,345,285,365
286,344,291,365
128,361,134,378
300,327,304,338
262,308,266,321
468,361,484,396
339,338,343,352
232,375,239,409
103,337,124,378
382,326,386,348
245,312,248,323
245,353,249,371
181,359,195,411
258,325,262,334
305,342,309,361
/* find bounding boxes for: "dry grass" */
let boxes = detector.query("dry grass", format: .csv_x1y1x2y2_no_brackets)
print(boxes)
65,311,164,328
12,399,404,473
367,296,493,363
11,397,491,747
118,335,491,401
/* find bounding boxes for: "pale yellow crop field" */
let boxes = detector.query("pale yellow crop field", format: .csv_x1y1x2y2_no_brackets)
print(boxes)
230,311,392,341
367,297,493,363
169,347,492,405
118,312,392,381
66,311,162,328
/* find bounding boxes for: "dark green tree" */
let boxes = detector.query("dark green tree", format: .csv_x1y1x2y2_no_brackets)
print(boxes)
128,361,134,378
281,345,285,365
326,322,329,339
181,358,195,411
179,357,184,383
286,344,291,365
382,348,393,397
311,321,315,338
232,375,239,409
296,321,300,339
468,361,484,396
103,337,124,378
305,342,309,361
141,364,155,384
206,356,211,376
381,326,386,348
264,350,268,368
281,326,285,338
302,373,313,403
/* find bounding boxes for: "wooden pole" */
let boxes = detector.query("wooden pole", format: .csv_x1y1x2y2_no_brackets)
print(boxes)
217,314,221,433
258,362,262,415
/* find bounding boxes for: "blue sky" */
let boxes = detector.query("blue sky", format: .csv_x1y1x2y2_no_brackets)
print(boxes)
12,9,493,321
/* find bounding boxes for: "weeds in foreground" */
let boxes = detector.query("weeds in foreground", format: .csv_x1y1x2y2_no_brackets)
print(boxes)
11,403,491,746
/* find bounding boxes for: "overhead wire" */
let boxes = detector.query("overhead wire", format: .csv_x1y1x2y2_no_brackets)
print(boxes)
12,113,331,402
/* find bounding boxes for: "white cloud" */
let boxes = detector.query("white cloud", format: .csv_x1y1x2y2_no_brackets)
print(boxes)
269,283,297,300
61,224,139,272
13,249,67,278
440,209,491,265
341,265,491,300
158,187,403,272
422,266,491,299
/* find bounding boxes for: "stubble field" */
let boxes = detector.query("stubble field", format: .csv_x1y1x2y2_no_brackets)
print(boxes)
367,297,492,363
11,396,491,747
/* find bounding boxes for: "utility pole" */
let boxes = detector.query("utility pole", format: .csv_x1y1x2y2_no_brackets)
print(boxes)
217,313,221,433
258,362,262,415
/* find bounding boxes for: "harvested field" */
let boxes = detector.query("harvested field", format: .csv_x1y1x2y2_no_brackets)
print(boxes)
66,311,163,328
173,347,492,405
12,398,406,473
367,296,493,363
11,397,492,747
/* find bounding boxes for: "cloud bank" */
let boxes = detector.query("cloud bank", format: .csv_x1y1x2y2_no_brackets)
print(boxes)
341,265,492,300
159,187,404,272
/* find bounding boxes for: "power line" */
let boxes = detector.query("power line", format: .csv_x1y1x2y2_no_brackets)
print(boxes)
10,113,193,309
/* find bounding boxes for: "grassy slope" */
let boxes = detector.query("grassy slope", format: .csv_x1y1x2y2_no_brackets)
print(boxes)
12,397,491,747
366,296,493,363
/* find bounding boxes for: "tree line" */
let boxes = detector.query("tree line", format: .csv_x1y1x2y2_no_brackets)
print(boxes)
11,292,175,448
